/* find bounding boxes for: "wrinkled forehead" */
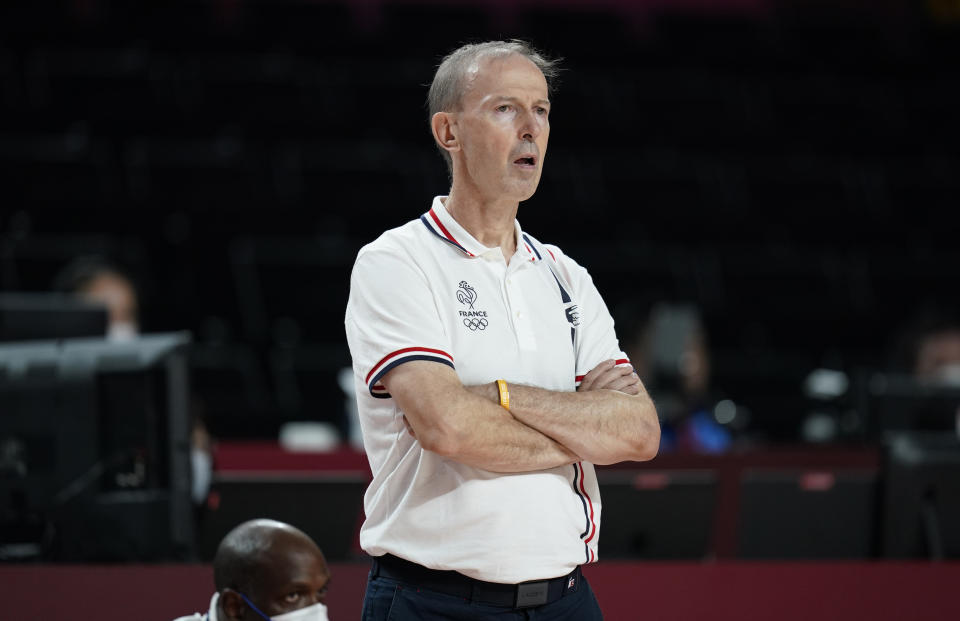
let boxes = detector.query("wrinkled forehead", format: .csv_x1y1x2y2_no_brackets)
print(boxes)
460,52,548,104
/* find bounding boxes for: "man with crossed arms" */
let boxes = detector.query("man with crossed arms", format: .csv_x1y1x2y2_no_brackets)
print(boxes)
345,40,660,620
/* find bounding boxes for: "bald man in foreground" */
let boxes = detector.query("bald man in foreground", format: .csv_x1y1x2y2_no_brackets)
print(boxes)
174,519,331,621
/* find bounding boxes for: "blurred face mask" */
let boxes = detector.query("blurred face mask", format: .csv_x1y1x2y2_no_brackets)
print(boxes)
107,320,138,342
240,594,330,621
934,363,960,387
269,603,329,621
190,447,212,505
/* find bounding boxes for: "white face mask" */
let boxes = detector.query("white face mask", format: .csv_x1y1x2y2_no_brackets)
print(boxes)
270,602,330,621
190,448,213,505
107,320,138,342
240,593,330,621
934,363,960,387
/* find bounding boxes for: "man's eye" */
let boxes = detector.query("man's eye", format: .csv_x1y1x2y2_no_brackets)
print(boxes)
284,592,301,603
496,105,510,112
536,107,548,116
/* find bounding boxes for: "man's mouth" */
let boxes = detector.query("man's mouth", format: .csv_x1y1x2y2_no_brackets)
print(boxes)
514,156,536,167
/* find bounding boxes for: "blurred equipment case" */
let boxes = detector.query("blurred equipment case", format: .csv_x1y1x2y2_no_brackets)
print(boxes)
737,468,878,559
881,432,960,559
598,469,717,559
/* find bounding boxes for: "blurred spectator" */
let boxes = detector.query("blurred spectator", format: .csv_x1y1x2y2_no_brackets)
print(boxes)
52,255,140,341
891,306,960,435
338,367,365,451
901,311,960,386
624,301,744,453
174,518,332,621
53,255,214,507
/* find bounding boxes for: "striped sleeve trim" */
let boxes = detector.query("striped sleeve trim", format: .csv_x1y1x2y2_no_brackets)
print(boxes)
366,346,455,398
575,358,630,387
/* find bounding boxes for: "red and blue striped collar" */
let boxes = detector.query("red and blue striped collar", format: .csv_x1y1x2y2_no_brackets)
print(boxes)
419,196,541,263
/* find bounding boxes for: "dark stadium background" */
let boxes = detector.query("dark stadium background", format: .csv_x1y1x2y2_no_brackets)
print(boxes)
5,0,956,445
4,2,960,619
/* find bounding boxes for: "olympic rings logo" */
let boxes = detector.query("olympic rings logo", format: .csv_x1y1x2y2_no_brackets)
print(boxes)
463,317,489,331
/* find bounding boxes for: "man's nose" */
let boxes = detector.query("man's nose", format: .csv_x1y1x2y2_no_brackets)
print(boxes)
518,110,542,141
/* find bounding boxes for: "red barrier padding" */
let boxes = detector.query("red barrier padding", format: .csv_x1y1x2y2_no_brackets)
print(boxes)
4,561,959,621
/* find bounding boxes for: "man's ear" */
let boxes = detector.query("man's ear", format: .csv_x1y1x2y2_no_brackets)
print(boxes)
219,589,247,621
431,111,459,154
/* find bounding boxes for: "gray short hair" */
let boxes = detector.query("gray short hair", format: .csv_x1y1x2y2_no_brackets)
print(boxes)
427,40,560,176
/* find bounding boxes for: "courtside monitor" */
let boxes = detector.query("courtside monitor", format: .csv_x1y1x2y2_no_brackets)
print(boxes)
0,333,193,562
0,293,107,342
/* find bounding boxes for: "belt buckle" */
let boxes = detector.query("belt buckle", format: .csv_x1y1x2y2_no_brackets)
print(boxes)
515,581,549,608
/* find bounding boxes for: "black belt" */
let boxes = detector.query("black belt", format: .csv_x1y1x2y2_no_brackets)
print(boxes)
370,553,582,609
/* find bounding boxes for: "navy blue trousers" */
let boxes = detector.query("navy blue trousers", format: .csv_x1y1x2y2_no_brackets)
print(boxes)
361,569,605,620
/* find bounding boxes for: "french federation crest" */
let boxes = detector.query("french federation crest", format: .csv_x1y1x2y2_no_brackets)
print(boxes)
457,281,477,310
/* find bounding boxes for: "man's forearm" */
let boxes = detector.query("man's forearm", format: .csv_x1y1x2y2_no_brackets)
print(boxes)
383,362,579,473
473,380,660,465
448,401,581,473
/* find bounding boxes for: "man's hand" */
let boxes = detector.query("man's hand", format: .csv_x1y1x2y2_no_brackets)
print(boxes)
507,358,659,463
577,359,641,395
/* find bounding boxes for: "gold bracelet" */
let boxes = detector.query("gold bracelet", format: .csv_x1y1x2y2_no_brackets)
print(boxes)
496,379,510,410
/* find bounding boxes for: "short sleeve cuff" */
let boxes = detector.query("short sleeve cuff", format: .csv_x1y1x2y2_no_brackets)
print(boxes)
574,357,630,388
366,346,455,398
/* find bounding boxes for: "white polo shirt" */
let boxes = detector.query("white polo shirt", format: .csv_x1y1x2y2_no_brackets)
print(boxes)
344,196,629,584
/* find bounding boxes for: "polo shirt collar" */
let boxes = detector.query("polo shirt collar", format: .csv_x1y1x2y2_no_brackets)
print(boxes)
421,196,540,263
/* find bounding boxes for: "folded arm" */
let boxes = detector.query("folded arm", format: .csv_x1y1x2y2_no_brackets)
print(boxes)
383,359,659,472
382,361,580,473
471,360,660,465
